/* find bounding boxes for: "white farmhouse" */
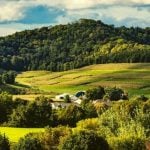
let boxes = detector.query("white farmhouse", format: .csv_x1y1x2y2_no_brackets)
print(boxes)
51,102,71,109
55,93,78,101
55,93,70,101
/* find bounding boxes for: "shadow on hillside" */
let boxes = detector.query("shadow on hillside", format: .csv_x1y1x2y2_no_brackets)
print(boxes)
128,63,150,69
14,82,30,88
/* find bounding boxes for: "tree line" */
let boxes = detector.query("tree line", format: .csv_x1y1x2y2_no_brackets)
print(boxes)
0,86,148,128
0,71,16,84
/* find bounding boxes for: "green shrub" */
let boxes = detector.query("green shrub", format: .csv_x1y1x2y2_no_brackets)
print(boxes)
109,137,146,150
39,126,71,150
16,134,43,150
0,92,13,124
86,86,105,100
136,95,149,102
81,101,98,118
57,104,84,127
9,97,52,127
94,102,109,115
0,134,10,150
143,100,150,113
77,118,100,130
59,130,109,150
106,87,125,101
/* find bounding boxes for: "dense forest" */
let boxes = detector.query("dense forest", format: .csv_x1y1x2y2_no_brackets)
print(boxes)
0,19,150,71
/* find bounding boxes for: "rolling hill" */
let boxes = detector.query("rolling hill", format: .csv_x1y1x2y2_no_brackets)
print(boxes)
0,19,150,72
15,63,150,99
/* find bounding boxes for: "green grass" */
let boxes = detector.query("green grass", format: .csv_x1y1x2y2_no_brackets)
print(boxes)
13,94,57,101
15,63,150,98
0,127,44,142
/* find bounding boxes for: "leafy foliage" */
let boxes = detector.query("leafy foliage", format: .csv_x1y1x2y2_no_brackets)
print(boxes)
86,86,105,100
0,92,13,124
0,19,149,71
0,134,10,150
0,71,16,84
9,96,52,127
59,130,109,150
16,134,43,150
56,104,85,127
39,126,71,150
106,87,125,101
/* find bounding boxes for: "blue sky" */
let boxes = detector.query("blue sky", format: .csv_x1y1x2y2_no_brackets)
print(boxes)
0,0,149,36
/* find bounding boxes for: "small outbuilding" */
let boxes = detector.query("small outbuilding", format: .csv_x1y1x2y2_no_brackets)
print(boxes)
55,93,70,101
75,91,85,98
51,102,71,109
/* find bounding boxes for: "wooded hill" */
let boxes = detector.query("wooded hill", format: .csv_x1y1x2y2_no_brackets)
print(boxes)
0,19,149,71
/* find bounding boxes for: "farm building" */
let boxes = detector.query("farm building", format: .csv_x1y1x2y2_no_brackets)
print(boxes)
73,99,82,105
55,93,70,101
75,91,85,98
55,93,78,101
51,102,71,109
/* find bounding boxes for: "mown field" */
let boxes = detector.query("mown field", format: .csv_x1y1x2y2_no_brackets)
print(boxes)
0,127,44,142
15,63,150,99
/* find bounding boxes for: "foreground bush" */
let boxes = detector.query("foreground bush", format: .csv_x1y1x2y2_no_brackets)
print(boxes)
39,126,71,150
86,86,105,100
109,137,146,150
57,104,85,127
59,130,109,150
16,134,43,150
9,96,52,127
106,87,125,101
0,92,13,124
0,134,10,150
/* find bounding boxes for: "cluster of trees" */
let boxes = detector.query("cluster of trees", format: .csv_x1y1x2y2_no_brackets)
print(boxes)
86,86,128,101
0,71,16,84
0,88,148,129
0,93,52,127
0,94,97,127
0,19,149,72
1,97,149,150
1,130,109,150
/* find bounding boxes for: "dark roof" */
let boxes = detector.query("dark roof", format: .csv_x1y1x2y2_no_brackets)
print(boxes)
75,91,85,97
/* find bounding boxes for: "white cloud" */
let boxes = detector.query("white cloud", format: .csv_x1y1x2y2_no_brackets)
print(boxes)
0,1,26,22
55,6,150,27
0,0,149,22
0,23,52,36
0,0,149,36
34,0,150,10
101,6,150,21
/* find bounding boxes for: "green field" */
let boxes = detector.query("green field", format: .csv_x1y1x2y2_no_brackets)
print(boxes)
15,63,150,98
13,94,56,101
0,127,44,142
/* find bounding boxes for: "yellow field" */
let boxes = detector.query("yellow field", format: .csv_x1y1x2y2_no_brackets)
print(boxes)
0,127,44,142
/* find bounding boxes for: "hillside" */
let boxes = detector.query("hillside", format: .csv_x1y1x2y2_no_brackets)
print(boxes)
0,19,150,72
15,63,150,99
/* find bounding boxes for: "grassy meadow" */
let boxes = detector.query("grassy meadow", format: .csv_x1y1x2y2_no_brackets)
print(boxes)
0,127,44,142
13,94,55,101
15,63,150,98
